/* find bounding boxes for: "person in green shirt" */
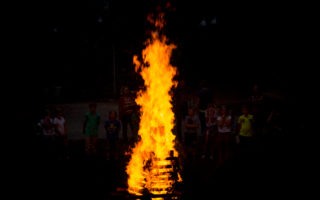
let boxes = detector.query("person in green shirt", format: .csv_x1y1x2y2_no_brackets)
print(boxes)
83,103,100,155
237,105,254,150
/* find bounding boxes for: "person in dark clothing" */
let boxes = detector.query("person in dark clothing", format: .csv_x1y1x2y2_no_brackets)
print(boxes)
174,80,188,142
184,107,200,160
250,83,264,135
105,111,121,160
198,82,213,136
119,86,137,142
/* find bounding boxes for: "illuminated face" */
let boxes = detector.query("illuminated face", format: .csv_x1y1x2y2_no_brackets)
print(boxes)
188,108,194,117
124,87,129,95
221,107,227,115
253,85,259,93
242,107,248,115
109,112,116,120
90,106,96,113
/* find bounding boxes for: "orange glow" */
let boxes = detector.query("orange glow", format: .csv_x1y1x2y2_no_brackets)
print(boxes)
126,14,181,196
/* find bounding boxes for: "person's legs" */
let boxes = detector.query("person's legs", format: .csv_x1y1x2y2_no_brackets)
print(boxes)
199,111,206,136
106,139,111,160
209,132,217,160
113,139,119,159
128,115,138,143
85,136,91,155
217,133,225,166
91,136,97,154
240,136,251,153
57,135,66,159
184,133,190,158
121,115,129,142
185,133,196,160
225,134,232,160
201,129,209,158
63,136,70,159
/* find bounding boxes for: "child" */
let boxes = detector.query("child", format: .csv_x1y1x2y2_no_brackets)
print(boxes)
237,105,254,151
105,111,121,160
119,86,136,142
216,106,232,165
83,103,100,155
201,103,218,159
184,107,200,160
38,110,55,137
38,110,56,157
53,108,69,159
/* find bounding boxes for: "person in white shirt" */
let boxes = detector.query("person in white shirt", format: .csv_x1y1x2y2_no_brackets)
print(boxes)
38,110,56,157
53,112,66,136
38,110,55,136
53,108,69,159
184,107,200,160
216,106,233,166
201,102,218,160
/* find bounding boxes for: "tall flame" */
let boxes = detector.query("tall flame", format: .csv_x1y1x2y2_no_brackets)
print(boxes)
126,14,181,196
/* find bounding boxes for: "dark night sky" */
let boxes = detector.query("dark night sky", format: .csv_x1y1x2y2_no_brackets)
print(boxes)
17,0,308,105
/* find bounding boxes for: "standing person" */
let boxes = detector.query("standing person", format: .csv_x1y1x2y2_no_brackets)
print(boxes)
105,111,121,160
83,103,100,156
198,82,213,136
237,105,255,152
53,108,69,159
38,110,55,136
38,110,56,157
201,102,218,159
250,84,264,135
228,107,238,152
216,106,233,165
119,86,136,142
174,79,188,142
184,107,200,160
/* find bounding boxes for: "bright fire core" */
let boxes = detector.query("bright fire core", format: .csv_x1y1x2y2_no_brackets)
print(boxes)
126,15,182,196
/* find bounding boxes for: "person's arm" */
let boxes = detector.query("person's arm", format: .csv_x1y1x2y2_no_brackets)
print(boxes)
266,111,273,124
63,118,67,135
237,117,243,134
249,115,254,124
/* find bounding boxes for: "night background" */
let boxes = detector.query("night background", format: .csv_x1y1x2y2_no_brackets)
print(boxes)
14,0,311,199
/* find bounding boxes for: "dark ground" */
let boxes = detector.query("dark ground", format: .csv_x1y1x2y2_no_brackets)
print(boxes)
15,130,305,200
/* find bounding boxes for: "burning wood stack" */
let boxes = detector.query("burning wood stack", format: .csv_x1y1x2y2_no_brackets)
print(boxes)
125,12,183,200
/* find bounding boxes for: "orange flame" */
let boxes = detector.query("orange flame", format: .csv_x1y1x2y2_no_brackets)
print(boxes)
126,14,181,196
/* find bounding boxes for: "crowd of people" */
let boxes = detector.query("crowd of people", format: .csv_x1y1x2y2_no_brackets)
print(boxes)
36,82,283,168
174,82,284,167
36,86,139,160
